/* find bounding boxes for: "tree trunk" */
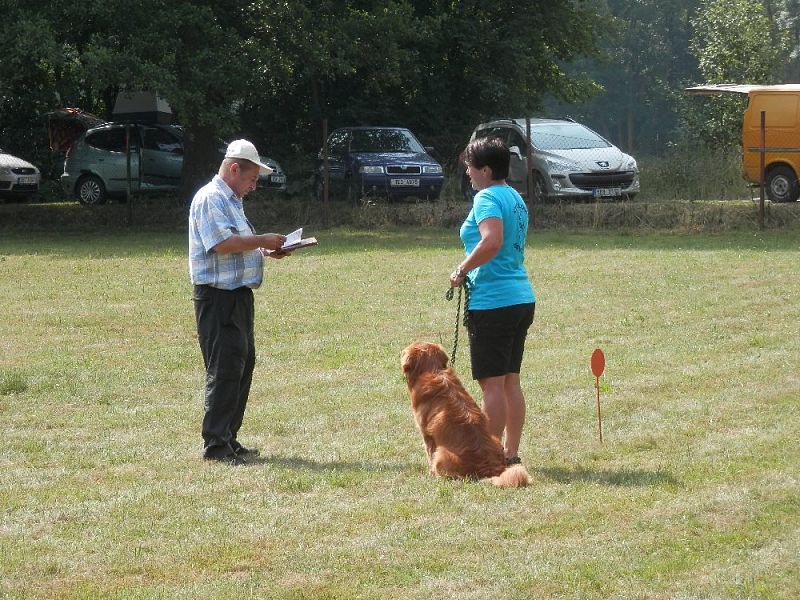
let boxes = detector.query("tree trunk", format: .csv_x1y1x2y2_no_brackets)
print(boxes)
179,123,219,206
627,108,634,154
310,75,324,148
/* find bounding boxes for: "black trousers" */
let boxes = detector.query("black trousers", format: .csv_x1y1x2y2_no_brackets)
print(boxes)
193,285,256,458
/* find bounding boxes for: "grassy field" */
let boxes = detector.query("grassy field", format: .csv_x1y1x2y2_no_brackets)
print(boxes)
1,227,798,599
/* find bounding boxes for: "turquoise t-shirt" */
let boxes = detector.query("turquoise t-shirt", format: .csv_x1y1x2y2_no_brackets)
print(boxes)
459,184,535,310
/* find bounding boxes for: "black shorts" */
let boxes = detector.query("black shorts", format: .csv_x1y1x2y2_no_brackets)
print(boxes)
467,303,535,380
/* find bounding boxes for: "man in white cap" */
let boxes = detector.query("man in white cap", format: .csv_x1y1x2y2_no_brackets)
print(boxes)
188,139,287,465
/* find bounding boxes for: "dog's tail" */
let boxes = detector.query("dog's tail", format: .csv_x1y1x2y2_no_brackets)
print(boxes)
483,464,531,488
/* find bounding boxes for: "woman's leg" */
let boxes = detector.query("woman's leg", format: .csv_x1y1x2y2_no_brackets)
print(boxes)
503,373,525,459
478,375,507,441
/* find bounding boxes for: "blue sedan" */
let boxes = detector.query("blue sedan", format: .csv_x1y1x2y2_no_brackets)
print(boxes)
315,127,444,201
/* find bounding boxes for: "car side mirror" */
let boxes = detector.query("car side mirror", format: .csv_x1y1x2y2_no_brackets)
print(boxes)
508,145,523,157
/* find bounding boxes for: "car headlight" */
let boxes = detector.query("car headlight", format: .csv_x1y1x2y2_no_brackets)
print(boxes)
0,166,10,175
359,166,384,174
623,155,638,171
545,158,575,174
423,165,442,174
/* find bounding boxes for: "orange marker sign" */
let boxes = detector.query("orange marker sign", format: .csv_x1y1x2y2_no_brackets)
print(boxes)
591,348,605,443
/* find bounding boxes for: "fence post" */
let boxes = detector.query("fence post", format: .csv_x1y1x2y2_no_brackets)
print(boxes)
526,117,535,226
126,124,133,226
322,118,329,225
759,111,765,231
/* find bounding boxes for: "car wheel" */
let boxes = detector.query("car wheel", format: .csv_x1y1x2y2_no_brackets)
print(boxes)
76,175,107,205
532,172,548,202
766,166,799,202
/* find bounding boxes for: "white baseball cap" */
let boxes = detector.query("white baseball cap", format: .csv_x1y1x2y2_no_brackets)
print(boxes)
225,139,274,175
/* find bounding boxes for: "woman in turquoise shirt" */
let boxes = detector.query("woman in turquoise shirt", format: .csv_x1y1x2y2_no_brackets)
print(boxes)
449,136,535,466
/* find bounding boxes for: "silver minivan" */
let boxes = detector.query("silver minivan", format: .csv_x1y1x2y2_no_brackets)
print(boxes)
462,118,639,201
60,122,185,204
60,122,287,205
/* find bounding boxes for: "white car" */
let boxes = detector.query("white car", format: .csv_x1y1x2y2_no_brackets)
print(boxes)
462,118,639,201
0,147,40,200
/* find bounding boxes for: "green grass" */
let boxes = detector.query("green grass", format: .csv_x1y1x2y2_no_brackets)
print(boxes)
1,228,798,599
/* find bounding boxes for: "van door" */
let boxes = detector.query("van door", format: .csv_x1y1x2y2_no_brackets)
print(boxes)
82,126,141,193
140,125,183,189
744,92,800,201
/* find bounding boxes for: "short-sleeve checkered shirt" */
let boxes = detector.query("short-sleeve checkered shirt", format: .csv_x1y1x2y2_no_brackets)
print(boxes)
188,175,264,289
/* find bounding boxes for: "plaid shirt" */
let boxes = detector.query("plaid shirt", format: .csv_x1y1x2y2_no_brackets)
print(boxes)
188,175,264,289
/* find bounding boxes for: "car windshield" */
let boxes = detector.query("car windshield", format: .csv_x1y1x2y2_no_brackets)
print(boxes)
531,124,611,150
349,129,424,153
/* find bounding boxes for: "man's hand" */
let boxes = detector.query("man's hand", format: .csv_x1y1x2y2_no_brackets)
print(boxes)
262,248,292,259
260,233,286,251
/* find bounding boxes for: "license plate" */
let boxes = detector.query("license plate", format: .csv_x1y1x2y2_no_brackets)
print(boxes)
390,178,420,187
270,175,286,184
593,187,622,197
19,176,37,184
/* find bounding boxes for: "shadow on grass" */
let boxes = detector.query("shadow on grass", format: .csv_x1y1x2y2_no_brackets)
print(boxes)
536,466,679,488
245,453,417,473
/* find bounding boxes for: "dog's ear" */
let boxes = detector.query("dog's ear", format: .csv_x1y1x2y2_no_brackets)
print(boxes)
400,344,420,378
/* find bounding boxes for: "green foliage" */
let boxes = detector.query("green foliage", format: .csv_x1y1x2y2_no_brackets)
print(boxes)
549,0,797,155
684,0,781,149
548,0,703,155
637,145,750,200
2,0,611,200
4,0,800,199
691,0,781,83
245,0,607,162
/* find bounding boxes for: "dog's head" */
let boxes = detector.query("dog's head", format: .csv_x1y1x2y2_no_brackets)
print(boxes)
401,342,449,384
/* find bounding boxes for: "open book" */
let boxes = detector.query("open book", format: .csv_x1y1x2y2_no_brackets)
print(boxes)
281,227,318,251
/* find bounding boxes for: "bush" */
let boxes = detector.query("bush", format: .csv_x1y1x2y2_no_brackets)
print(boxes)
638,146,752,202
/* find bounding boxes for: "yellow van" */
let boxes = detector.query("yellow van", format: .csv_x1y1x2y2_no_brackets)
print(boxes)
686,84,800,202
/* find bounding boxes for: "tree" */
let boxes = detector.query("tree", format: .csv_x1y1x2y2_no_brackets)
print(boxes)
245,0,607,165
547,0,702,155
687,0,781,148
3,0,608,199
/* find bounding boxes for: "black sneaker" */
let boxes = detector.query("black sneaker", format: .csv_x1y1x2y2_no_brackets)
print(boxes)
234,446,260,458
505,456,522,466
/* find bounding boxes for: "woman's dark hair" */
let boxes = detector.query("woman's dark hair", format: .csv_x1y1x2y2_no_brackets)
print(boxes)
464,136,510,180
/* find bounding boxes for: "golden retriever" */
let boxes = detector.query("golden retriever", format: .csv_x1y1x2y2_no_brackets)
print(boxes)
400,341,531,488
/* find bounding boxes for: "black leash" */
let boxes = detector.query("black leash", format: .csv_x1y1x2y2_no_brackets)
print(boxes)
444,278,470,369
